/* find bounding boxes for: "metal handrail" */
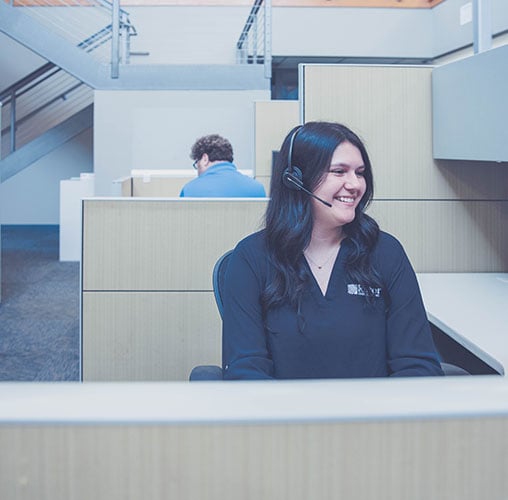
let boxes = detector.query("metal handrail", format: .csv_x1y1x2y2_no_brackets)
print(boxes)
0,63,57,104
237,0,264,51
236,0,271,78
0,67,90,157
2,83,85,134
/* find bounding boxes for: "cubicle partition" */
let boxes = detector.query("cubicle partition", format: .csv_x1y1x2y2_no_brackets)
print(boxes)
81,198,268,381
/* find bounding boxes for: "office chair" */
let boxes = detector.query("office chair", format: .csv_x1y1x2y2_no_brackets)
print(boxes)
189,250,469,380
188,250,232,381
439,362,470,376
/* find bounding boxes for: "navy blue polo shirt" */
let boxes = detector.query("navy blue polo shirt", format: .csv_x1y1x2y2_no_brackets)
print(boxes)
222,230,443,379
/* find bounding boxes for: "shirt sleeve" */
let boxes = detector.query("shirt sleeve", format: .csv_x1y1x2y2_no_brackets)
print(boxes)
222,240,274,380
382,238,444,377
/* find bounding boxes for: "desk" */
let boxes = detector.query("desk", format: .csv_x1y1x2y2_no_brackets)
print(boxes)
1,379,508,500
417,273,508,375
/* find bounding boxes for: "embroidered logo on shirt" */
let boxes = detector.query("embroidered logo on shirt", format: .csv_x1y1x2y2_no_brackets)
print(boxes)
347,284,382,298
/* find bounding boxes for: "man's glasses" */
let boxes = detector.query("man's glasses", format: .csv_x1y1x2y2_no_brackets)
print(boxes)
192,159,198,170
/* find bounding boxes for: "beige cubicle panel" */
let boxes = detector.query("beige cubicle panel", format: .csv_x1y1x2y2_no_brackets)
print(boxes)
112,177,133,196
132,176,194,197
367,200,508,272
301,64,508,272
255,100,300,193
121,177,132,196
82,292,220,381
2,416,507,500
81,198,268,381
82,199,267,291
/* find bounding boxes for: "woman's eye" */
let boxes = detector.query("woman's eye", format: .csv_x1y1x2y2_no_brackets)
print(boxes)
356,170,365,177
330,169,345,175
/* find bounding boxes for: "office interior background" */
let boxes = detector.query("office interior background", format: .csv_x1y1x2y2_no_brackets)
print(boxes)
1,1,508,499
1,0,508,219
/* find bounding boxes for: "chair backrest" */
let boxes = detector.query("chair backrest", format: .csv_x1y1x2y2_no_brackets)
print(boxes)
212,250,233,319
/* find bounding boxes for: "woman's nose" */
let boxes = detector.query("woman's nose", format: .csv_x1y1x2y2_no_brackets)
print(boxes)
344,171,361,189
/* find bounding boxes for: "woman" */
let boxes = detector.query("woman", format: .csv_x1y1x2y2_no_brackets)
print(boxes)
222,122,443,379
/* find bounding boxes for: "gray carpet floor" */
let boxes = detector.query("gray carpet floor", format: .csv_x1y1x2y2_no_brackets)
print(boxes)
0,225,80,381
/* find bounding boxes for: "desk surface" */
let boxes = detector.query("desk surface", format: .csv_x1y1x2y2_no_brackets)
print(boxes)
1,377,508,424
417,273,508,375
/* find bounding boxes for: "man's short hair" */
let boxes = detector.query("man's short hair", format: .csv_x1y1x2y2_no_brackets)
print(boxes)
190,134,234,163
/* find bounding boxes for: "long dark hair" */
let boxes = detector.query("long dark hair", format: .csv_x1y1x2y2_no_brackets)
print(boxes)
263,121,381,312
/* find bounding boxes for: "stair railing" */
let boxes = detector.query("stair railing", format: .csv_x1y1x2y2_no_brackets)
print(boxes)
236,0,272,79
0,63,92,159
0,0,138,159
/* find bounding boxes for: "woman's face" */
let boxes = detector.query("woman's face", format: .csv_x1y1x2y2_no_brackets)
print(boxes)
311,141,367,233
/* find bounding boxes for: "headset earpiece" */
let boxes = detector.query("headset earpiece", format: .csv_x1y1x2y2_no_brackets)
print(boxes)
282,166,303,190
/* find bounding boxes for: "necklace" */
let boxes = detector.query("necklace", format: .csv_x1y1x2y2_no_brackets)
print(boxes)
304,244,341,270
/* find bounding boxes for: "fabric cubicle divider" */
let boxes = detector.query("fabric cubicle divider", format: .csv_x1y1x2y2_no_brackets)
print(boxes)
81,198,268,381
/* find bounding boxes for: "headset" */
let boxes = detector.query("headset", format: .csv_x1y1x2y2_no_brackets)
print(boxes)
282,126,304,191
281,126,332,207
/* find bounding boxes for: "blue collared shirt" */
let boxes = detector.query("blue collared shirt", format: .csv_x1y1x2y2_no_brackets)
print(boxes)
180,162,266,198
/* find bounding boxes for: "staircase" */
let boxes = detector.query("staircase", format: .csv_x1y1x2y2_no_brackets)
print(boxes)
0,0,133,177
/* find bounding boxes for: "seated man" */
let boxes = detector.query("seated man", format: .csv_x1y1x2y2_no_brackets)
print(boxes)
180,134,266,198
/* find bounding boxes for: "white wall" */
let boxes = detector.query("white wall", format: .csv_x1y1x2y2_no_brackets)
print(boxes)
272,7,433,58
271,2,508,59
126,3,507,63
127,6,251,65
0,129,93,224
94,89,270,195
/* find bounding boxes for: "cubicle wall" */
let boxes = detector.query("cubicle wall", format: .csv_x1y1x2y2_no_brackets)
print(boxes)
300,64,508,272
3,416,508,499
81,198,268,381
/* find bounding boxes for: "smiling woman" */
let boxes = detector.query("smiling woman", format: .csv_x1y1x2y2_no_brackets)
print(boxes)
221,121,445,380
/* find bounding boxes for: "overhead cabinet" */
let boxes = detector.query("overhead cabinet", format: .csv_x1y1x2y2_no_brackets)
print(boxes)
432,44,508,162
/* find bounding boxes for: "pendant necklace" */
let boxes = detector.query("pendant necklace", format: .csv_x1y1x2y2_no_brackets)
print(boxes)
304,244,340,270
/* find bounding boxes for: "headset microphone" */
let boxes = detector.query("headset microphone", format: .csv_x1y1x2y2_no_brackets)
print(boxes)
282,127,332,208
282,170,332,207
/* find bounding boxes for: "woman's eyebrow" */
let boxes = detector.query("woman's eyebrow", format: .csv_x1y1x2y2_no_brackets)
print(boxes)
329,162,365,168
